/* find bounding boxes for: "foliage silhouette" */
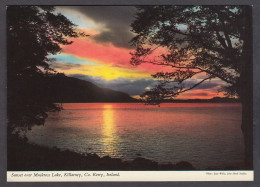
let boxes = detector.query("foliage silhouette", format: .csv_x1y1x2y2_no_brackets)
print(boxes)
7,6,86,132
130,6,253,169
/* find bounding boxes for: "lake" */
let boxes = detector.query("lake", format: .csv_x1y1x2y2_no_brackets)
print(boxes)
26,103,244,169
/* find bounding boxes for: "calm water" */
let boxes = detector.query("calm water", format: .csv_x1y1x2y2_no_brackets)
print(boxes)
27,103,244,169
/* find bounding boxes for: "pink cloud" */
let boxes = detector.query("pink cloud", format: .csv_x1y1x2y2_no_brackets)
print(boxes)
62,38,132,66
62,38,174,73
60,38,226,99
177,89,225,99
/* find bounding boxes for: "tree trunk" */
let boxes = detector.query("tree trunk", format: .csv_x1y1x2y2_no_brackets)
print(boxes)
240,5,253,169
241,93,253,169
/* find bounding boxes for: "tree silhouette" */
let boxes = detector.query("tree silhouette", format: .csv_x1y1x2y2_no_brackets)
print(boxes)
130,6,253,169
7,6,86,132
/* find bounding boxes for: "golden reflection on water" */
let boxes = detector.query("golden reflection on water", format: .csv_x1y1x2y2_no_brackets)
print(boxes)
102,104,119,156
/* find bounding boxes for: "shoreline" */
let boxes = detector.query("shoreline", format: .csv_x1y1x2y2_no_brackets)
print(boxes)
8,136,243,171
8,137,195,171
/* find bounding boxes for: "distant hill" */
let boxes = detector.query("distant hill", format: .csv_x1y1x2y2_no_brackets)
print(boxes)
162,97,240,103
46,74,239,103
48,74,136,103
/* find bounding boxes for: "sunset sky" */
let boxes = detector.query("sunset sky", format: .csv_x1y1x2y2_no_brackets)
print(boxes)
49,6,227,99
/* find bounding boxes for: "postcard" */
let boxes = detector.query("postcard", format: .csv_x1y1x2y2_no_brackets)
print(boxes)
5,4,254,182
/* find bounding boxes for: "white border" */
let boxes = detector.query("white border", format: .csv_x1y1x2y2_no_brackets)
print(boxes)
7,171,254,182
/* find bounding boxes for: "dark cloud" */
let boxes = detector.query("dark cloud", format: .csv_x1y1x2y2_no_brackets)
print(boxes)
195,82,219,90
69,74,158,96
182,79,221,90
94,29,134,49
50,62,83,70
74,74,224,95
67,73,224,96
62,6,137,49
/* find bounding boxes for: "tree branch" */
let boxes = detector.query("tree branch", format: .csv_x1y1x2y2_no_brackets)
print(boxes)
172,76,214,96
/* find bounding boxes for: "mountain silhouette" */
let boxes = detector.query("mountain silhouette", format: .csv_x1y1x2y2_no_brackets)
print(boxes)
48,74,135,103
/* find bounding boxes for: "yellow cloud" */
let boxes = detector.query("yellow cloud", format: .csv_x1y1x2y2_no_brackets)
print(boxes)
55,63,150,80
